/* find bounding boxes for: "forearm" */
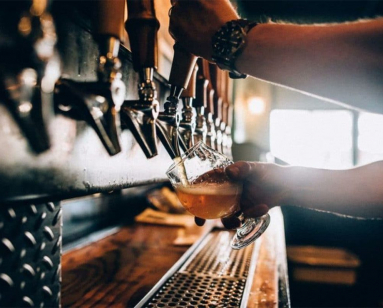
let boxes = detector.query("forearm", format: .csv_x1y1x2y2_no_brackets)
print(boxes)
237,19,383,112
281,162,383,218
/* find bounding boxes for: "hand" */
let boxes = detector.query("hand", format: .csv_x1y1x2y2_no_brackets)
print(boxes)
169,0,239,60
194,161,290,228
226,161,289,217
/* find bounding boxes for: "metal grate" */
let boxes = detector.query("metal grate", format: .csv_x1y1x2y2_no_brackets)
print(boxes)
139,230,258,308
0,202,62,307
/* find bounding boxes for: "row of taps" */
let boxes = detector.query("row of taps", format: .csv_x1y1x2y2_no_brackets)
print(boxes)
0,0,233,160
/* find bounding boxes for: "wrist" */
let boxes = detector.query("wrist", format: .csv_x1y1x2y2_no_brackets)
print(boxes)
272,164,295,206
211,19,258,79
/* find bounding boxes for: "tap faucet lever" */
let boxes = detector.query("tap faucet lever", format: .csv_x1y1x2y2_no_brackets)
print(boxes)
179,63,198,149
156,43,197,158
55,78,124,156
0,0,60,153
209,64,224,152
55,0,126,156
122,0,160,158
193,58,209,144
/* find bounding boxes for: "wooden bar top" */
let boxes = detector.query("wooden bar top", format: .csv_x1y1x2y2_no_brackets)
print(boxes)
62,208,289,307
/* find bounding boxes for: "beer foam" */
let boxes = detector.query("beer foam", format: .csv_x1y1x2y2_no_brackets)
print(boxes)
177,182,242,196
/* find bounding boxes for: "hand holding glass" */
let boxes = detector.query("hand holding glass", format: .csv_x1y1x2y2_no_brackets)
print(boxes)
166,142,270,249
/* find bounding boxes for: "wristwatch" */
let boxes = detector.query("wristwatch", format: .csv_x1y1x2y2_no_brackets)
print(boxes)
212,19,257,79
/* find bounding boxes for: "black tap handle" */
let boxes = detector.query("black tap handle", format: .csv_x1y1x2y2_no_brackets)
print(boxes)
181,63,198,99
126,0,159,71
168,43,198,91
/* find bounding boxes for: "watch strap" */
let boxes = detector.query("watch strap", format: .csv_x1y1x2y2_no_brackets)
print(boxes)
212,19,257,79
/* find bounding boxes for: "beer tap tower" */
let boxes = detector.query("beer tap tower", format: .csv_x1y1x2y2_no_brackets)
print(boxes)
179,63,198,149
121,0,160,158
0,0,60,153
55,0,126,156
156,43,197,159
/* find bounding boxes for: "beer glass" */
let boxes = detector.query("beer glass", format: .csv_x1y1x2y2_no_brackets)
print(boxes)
166,141,270,249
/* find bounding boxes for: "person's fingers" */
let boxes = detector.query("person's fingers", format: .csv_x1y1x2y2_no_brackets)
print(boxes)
243,203,269,218
221,214,241,229
225,161,252,181
195,217,206,226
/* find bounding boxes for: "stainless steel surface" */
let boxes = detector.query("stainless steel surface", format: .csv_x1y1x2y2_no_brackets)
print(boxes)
194,106,207,144
121,66,159,159
136,229,261,308
0,3,173,202
179,97,196,149
54,78,124,156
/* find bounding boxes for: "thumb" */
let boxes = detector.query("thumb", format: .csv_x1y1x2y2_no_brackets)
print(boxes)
225,161,253,181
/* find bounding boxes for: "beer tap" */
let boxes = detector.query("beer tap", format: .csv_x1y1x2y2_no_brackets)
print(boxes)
201,60,216,149
223,72,233,157
55,0,126,156
219,70,228,155
0,0,60,153
156,43,197,159
179,63,198,149
121,0,160,158
225,101,234,159
193,58,208,144
221,98,229,155
209,64,224,153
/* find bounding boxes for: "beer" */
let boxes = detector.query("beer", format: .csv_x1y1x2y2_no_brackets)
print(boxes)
175,182,242,219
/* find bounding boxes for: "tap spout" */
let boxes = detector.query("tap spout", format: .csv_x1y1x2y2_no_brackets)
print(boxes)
156,112,182,159
122,66,159,158
121,98,159,158
1,69,50,153
55,79,124,156
0,1,60,153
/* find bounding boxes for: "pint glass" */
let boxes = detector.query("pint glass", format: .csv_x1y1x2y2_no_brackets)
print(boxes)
166,141,270,249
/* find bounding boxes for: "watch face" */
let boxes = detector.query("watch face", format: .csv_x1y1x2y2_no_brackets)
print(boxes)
214,24,245,57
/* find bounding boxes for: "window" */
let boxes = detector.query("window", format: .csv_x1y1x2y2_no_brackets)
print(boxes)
358,112,383,165
270,110,354,169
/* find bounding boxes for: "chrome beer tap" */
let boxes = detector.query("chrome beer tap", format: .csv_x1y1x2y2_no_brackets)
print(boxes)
156,43,197,159
0,0,60,153
179,64,198,149
222,71,233,157
121,0,160,158
209,64,224,153
199,60,216,149
193,58,208,144
55,0,126,156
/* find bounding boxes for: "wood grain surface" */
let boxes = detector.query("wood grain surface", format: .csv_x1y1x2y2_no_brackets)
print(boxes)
62,209,288,307
248,207,286,308
62,223,210,307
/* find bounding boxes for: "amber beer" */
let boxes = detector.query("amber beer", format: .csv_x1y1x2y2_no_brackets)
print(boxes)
175,182,242,219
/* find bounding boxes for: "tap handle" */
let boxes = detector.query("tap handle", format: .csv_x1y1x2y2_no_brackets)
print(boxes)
126,0,159,71
227,104,233,128
180,63,198,99
198,59,214,115
194,58,209,109
209,64,223,120
168,43,198,91
94,0,125,41
206,86,215,116
209,63,220,97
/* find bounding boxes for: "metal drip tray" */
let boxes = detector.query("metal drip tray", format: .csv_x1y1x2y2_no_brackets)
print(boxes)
136,229,261,308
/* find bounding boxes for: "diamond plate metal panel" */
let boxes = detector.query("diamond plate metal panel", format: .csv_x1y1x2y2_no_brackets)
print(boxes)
0,202,62,307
